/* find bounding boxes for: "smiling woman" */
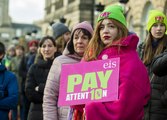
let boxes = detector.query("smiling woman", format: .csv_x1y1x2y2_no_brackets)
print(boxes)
25,36,61,120
9,0,45,23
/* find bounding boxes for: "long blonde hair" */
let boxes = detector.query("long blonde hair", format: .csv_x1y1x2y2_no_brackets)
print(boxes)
143,32,167,65
55,35,65,53
84,19,128,61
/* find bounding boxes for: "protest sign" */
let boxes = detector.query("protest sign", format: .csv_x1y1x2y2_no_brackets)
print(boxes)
58,57,120,106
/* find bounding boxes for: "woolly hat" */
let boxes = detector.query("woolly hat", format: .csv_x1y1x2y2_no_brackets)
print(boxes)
146,10,167,31
28,40,38,47
97,5,127,27
52,22,70,39
71,21,93,36
64,21,93,55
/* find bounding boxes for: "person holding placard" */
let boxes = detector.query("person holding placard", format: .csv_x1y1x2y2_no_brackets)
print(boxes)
71,5,151,120
43,21,93,120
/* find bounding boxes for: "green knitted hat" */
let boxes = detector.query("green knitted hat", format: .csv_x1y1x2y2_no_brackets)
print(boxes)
97,5,127,27
146,10,167,31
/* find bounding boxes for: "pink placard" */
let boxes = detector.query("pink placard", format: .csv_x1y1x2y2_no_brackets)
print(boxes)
58,57,120,106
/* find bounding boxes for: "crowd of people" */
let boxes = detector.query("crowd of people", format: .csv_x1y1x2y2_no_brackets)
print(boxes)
0,4,167,120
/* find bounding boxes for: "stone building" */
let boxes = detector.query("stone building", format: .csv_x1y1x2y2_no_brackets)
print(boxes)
102,0,167,43
42,0,96,36
126,0,167,43
0,0,41,45
0,0,14,42
42,0,167,44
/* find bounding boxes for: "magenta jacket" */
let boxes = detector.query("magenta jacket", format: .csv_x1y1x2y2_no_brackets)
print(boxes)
83,34,150,120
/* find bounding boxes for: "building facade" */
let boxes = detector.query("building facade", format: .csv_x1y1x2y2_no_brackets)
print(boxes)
95,0,167,43
42,0,167,44
127,0,167,43
42,0,96,36
0,0,14,42
0,0,41,45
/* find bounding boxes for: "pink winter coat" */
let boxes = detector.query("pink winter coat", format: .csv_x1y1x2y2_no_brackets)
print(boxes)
80,34,150,120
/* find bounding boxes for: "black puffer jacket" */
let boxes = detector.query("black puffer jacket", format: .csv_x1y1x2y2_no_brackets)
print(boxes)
148,50,167,120
25,58,54,120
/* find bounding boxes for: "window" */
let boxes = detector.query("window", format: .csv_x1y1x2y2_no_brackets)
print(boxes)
68,0,75,4
55,0,63,10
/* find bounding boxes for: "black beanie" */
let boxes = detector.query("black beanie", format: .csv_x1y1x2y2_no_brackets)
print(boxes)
52,22,70,39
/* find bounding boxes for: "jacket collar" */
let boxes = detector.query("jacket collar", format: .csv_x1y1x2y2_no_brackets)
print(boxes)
105,34,139,50
0,64,6,72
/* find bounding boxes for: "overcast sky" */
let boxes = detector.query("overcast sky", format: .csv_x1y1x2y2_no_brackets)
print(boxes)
9,0,45,24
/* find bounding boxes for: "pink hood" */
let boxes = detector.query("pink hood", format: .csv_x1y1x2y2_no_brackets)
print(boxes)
85,34,151,120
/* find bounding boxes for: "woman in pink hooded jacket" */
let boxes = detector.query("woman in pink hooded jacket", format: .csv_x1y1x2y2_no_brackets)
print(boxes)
72,5,151,120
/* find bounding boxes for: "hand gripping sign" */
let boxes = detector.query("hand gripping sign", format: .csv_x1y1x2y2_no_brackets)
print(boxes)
58,57,120,106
